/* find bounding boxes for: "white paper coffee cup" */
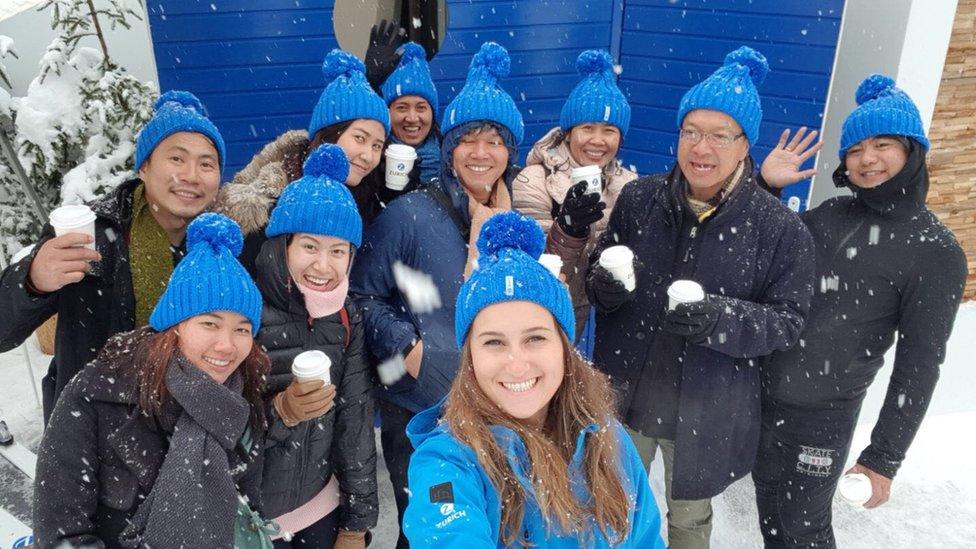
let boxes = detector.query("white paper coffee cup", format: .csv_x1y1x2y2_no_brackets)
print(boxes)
385,144,418,191
599,245,635,292
667,280,705,310
49,204,96,250
538,254,562,278
839,473,872,506
291,350,331,385
570,165,602,195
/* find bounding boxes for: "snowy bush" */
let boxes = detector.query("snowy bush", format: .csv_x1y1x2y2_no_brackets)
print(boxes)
0,0,156,260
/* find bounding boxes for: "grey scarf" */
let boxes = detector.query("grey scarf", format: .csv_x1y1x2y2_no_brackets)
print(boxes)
121,354,251,549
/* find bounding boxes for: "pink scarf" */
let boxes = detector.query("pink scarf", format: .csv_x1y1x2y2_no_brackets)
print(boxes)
295,277,348,318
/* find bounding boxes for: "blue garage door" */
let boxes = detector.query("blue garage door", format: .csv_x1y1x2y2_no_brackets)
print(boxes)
616,0,844,210
147,0,614,177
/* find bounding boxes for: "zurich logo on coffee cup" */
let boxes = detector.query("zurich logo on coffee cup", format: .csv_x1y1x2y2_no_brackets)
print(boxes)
397,162,406,171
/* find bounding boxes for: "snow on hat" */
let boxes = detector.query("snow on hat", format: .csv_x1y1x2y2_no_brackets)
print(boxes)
265,144,363,247
135,90,226,177
560,50,631,136
839,74,929,159
149,213,262,334
676,46,769,145
308,49,391,138
454,212,575,348
442,42,525,144
381,42,439,117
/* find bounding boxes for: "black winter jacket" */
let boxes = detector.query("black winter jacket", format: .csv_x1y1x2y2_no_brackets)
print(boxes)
32,328,264,548
254,236,378,530
587,163,815,499
762,142,968,478
0,179,184,422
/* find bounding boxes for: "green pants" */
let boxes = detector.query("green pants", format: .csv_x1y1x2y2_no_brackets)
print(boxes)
627,428,713,549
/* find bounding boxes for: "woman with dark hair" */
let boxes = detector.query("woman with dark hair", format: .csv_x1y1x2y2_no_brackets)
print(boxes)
217,49,392,270
402,212,664,548
254,145,377,549
33,213,272,549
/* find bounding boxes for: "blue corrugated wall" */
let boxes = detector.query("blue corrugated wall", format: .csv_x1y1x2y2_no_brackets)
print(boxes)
148,0,842,209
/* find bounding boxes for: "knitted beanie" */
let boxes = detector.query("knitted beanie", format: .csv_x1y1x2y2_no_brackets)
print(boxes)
839,74,929,159
265,144,363,247
454,212,575,348
676,46,769,145
308,49,391,137
135,90,226,176
381,42,439,117
442,42,524,144
149,213,262,334
560,50,631,136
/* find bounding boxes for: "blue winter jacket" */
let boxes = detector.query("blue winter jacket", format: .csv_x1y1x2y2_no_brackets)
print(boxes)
402,401,665,548
350,171,515,413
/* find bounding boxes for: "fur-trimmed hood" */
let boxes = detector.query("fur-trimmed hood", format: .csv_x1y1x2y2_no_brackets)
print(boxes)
213,130,310,236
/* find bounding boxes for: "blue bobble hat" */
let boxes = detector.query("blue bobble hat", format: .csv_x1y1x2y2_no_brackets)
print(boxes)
381,42,439,117
560,50,631,136
308,49,391,137
266,144,363,247
135,90,226,176
442,42,525,145
149,213,262,334
454,212,575,348
839,74,929,159
676,46,769,145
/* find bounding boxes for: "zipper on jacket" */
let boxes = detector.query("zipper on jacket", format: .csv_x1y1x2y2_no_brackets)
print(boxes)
683,225,699,263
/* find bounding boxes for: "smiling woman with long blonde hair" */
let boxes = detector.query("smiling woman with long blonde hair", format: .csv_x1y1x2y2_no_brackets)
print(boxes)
402,212,664,548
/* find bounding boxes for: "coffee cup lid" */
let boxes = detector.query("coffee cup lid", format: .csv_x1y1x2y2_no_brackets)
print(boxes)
599,245,634,268
667,279,705,301
386,144,417,159
50,204,96,228
292,350,331,375
571,165,601,178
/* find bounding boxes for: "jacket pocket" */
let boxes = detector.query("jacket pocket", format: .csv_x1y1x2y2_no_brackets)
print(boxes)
98,465,140,511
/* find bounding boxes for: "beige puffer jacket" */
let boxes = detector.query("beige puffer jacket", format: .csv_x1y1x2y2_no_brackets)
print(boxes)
512,127,638,339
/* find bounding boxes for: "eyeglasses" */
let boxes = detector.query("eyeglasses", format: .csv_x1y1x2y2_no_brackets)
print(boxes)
678,129,745,148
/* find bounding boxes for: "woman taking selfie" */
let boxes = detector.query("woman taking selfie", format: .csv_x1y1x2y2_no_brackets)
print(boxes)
402,212,664,548
33,213,271,549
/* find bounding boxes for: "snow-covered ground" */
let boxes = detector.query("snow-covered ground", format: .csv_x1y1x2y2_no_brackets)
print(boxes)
2,302,975,547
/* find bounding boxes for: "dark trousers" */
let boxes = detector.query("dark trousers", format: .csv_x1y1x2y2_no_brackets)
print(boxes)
379,399,416,549
753,398,863,548
272,510,338,548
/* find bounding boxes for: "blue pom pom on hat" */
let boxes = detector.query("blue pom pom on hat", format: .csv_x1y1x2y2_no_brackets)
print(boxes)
560,50,631,136
454,211,575,348
135,90,226,178
839,74,929,159
265,144,363,247
676,46,769,145
442,42,525,144
308,49,391,138
381,42,439,118
149,213,262,334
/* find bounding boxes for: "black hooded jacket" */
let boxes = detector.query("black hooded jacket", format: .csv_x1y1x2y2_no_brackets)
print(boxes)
762,141,968,478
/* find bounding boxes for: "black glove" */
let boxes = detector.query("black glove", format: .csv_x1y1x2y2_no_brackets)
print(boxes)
365,19,407,90
661,296,722,342
586,264,634,313
554,180,607,238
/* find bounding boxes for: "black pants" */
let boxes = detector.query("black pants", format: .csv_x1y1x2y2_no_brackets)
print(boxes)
753,398,863,548
379,399,416,549
272,510,338,548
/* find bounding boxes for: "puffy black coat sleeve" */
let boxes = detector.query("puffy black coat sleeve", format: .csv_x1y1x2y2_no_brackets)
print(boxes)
33,370,104,548
0,231,58,352
857,241,968,478
586,179,641,313
332,311,378,531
